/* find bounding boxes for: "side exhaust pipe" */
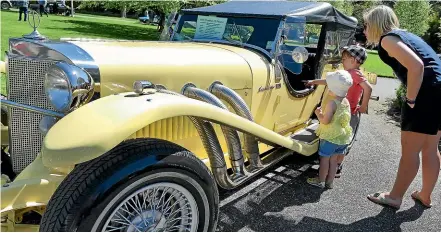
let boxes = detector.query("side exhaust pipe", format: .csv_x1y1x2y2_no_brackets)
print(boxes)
208,81,263,170
156,87,226,170
181,83,246,180
157,86,247,189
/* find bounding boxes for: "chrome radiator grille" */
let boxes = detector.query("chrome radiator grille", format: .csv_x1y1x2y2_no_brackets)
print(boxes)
7,57,56,173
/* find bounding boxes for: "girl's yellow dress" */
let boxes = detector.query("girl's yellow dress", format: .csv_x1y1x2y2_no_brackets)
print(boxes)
315,99,353,145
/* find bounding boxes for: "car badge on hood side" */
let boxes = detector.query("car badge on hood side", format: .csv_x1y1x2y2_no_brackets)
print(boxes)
23,10,46,40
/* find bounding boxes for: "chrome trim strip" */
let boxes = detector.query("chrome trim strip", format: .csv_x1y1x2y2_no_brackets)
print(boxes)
270,20,285,58
1,99,64,118
5,53,12,156
190,39,272,58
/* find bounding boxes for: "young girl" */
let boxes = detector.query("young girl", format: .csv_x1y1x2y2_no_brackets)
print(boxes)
307,70,353,189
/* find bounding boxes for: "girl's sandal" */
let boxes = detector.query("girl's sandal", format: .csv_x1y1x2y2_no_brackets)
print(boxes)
411,191,432,208
367,192,401,209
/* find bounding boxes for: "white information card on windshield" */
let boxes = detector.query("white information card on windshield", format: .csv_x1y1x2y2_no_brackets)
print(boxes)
194,16,228,40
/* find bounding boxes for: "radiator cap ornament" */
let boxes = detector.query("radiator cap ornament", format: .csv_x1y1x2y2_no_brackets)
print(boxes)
23,10,46,40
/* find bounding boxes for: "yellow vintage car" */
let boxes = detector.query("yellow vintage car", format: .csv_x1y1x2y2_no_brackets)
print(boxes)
0,1,376,232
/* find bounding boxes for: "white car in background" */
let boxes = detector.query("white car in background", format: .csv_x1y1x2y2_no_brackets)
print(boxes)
1,0,12,10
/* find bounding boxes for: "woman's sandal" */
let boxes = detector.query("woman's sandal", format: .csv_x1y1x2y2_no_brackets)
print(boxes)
411,191,432,208
367,192,401,209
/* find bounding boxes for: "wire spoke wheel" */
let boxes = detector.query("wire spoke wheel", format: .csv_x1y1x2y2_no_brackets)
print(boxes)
100,183,198,232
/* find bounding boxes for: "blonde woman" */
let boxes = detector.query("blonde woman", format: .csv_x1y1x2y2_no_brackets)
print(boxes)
364,5,441,209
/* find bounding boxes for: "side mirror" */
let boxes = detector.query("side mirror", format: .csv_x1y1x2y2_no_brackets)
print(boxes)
291,46,309,63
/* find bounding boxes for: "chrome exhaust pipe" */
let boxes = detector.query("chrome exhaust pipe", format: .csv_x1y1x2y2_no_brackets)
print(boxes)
156,88,226,169
157,86,293,190
208,81,263,170
181,83,246,180
158,86,247,189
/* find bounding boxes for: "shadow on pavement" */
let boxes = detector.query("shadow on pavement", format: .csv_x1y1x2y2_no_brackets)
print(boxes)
250,204,425,232
217,156,426,232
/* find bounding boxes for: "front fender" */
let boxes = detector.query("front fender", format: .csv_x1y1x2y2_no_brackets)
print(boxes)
42,92,306,168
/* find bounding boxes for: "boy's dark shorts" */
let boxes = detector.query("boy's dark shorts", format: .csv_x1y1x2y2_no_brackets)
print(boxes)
401,86,441,135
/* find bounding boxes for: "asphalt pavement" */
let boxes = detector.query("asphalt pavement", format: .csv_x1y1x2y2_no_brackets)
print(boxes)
217,78,440,232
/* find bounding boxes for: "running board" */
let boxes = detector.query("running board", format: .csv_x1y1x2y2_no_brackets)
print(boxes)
223,121,320,188
288,120,319,156
290,120,319,145
228,147,299,187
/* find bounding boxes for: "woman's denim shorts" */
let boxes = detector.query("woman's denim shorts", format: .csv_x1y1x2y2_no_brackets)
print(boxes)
318,140,348,157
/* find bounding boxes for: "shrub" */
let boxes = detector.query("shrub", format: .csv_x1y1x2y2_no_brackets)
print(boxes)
393,84,406,110
422,13,441,53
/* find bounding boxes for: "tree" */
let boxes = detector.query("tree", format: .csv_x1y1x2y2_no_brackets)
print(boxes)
393,0,431,36
352,0,379,25
422,12,441,53
78,0,224,32
79,0,138,17
380,0,397,8
327,0,354,16
135,0,225,30
422,1,441,53
181,0,225,9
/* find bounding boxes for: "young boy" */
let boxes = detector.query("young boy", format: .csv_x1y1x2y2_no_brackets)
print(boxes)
306,45,372,178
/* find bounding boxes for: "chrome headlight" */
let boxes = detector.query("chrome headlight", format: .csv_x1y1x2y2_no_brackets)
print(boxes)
44,62,94,113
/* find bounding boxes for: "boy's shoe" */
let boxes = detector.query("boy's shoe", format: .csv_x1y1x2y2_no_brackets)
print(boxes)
325,181,334,189
307,177,325,188
335,164,343,178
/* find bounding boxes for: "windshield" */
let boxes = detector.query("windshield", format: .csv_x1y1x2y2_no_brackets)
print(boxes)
172,14,280,52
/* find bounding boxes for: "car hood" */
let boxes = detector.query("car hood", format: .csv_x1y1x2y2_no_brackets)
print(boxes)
69,41,260,97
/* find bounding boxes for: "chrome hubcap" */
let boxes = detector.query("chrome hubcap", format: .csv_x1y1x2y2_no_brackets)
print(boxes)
101,183,198,232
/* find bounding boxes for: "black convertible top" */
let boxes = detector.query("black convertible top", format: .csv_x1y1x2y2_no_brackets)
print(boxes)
181,0,358,28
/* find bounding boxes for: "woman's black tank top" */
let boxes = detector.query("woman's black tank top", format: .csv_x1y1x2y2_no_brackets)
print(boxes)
378,29,441,89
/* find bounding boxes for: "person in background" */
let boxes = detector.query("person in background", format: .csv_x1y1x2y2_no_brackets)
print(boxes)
18,0,29,22
52,0,58,15
38,0,48,17
364,5,441,209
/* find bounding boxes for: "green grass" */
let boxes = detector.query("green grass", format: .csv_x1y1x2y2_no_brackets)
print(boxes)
361,50,395,78
1,10,161,61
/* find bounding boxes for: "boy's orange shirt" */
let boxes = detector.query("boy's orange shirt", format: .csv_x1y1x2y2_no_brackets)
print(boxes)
346,69,367,115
